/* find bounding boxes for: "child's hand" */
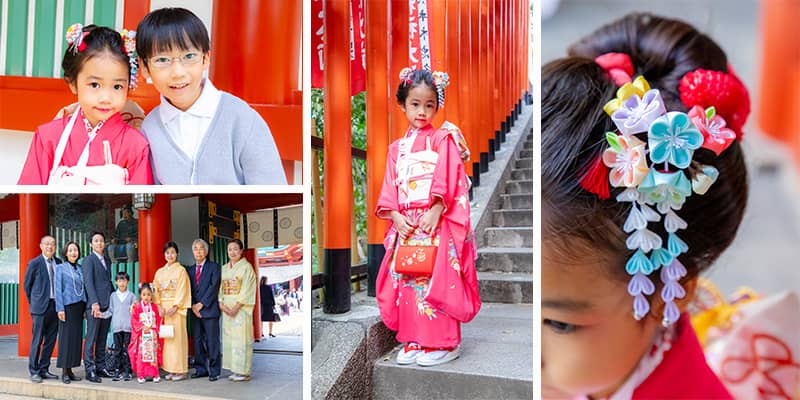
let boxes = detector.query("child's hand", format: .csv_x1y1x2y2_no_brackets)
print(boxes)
390,211,417,239
418,203,444,235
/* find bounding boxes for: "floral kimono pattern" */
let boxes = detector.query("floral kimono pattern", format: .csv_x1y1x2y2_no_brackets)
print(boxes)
129,301,163,379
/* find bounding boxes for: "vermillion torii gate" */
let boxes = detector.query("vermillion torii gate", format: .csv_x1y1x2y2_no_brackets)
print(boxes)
321,0,530,313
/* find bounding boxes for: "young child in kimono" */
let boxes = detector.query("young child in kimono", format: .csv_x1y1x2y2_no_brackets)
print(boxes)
541,12,750,399
375,68,481,367
129,283,162,383
18,24,153,185
135,7,286,185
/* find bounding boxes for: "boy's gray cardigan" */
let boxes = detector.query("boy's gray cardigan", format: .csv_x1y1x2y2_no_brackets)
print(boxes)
141,92,287,185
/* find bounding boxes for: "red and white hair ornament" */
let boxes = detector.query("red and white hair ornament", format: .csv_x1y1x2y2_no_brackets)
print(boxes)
65,23,88,53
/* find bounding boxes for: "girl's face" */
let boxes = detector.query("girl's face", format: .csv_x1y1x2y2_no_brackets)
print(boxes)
68,51,129,127
164,247,178,263
402,85,438,129
227,243,242,262
541,242,661,399
141,290,152,304
142,46,210,112
66,243,80,264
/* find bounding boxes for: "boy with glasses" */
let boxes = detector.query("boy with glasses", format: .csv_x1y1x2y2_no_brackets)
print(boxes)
136,7,286,184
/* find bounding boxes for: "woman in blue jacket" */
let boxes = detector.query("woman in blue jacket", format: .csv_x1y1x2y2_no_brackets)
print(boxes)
54,241,87,384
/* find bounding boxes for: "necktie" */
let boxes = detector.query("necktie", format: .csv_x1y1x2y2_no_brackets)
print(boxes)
196,264,202,284
47,259,55,298
99,255,107,271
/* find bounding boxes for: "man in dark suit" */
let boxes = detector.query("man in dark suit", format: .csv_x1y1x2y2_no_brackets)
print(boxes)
82,231,115,383
189,238,222,381
23,235,61,383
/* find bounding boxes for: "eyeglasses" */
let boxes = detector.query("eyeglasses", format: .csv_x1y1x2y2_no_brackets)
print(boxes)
149,52,203,69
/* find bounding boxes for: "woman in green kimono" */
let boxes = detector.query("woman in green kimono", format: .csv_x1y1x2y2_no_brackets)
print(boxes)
219,239,256,381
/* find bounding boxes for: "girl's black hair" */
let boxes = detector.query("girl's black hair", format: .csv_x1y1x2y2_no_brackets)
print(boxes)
163,241,179,254
139,282,153,294
543,13,748,284
136,7,210,68
60,241,81,263
62,25,130,85
396,69,440,109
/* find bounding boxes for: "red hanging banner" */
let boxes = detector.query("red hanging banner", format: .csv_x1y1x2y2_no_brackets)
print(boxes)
311,0,366,95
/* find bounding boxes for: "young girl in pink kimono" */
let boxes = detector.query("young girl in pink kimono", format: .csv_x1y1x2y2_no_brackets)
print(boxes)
17,23,152,185
375,68,481,367
129,284,162,383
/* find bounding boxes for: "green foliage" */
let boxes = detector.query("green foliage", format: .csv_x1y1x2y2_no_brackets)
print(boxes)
311,89,367,274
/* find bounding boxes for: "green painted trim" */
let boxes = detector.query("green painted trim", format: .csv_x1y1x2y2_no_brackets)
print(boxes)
5,0,30,76
92,0,115,29
33,0,57,77
60,0,86,78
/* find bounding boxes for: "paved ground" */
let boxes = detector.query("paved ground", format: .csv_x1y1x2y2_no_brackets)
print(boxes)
0,335,301,400
543,0,800,298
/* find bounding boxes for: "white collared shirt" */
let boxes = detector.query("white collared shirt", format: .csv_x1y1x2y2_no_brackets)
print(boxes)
159,78,222,161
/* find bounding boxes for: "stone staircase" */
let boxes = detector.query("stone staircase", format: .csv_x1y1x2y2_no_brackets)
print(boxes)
477,132,534,304
372,105,533,400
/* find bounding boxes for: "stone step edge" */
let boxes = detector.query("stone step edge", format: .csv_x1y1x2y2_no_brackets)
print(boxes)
477,247,534,254
477,271,534,281
0,377,224,400
374,358,534,383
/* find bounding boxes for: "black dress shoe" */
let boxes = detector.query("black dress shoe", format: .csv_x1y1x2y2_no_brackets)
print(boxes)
30,374,43,383
97,369,114,378
39,371,58,379
68,373,81,381
62,374,71,384
209,375,219,382
86,371,102,383
191,372,209,379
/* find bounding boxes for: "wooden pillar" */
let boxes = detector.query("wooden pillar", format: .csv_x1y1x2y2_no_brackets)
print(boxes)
210,0,300,106
466,0,480,186
390,0,410,140
365,0,390,297
209,0,302,181
322,0,353,314
123,0,150,30
488,0,497,160
17,194,48,357
445,0,463,129
137,194,171,284
478,0,489,173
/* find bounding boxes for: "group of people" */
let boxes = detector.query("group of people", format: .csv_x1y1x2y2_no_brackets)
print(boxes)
16,7,286,185
24,233,258,385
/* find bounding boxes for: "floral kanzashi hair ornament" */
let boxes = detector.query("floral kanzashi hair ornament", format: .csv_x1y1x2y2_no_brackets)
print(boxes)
432,71,450,108
399,67,414,84
120,29,139,90
584,52,750,327
65,23,88,53
399,67,450,108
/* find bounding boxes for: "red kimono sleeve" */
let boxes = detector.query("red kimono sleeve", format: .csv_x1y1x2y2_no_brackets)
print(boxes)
126,140,154,185
18,128,53,185
375,142,400,219
429,129,471,245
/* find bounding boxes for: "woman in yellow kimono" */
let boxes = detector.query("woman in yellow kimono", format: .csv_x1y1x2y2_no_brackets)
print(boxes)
152,241,191,381
219,239,257,381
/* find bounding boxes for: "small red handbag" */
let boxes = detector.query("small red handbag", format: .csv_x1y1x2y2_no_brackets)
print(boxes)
394,244,437,275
